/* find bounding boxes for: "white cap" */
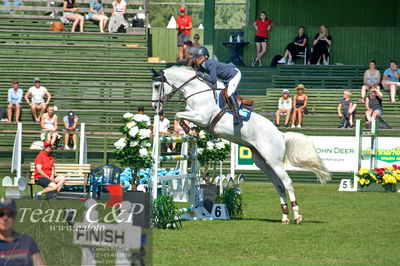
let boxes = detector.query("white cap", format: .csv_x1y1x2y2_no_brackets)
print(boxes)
282,89,289,94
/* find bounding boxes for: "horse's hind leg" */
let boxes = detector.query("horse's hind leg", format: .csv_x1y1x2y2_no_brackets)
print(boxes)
270,164,303,224
251,149,290,224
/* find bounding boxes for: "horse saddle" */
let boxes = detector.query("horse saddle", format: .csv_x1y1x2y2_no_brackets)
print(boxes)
218,89,254,122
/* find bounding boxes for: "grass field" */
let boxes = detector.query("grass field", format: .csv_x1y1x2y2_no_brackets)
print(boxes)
153,182,400,266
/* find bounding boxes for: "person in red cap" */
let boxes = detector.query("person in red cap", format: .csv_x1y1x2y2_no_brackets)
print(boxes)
176,7,192,61
33,140,65,200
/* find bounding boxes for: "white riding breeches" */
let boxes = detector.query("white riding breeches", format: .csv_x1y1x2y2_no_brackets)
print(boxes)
227,69,241,96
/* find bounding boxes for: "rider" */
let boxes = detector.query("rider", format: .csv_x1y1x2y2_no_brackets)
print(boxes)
191,47,243,125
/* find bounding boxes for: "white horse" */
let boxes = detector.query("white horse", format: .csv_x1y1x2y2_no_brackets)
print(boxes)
151,65,330,224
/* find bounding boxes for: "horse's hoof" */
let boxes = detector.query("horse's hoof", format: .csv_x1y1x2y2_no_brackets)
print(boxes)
281,220,290,225
295,216,303,224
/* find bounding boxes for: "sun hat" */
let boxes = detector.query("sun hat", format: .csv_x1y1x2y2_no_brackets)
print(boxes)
295,84,306,90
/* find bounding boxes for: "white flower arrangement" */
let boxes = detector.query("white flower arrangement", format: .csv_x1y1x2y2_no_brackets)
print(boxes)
114,138,127,150
126,121,137,129
138,128,152,139
123,112,134,119
129,126,139,137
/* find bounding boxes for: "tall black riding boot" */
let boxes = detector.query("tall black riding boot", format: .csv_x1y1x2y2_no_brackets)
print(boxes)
229,95,242,125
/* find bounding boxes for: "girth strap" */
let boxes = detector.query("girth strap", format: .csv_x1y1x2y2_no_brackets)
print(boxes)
207,109,226,136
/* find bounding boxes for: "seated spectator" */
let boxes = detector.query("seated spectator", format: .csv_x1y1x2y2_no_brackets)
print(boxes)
63,111,79,150
275,89,292,128
337,90,357,128
309,25,331,65
136,106,151,126
193,34,202,48
172,119,189,152
184,40,195,58
278,26,308,65
24,78,51,123
33,141,66,200
361,60,381,102
365,87,383,127
41,106,58,145
61,0,85,32
7,80,23,123
154,110,171,152
108,0,129,33
88,0,108,33
381,60,400,103
291,84,308,128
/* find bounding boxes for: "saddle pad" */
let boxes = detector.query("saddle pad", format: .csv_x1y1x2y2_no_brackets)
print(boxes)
218,91,252,122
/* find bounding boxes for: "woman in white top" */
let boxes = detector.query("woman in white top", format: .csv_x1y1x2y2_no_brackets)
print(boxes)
108,0,129,33
24,78,52,123
41,106,58,145
275,89,292,128
361,60,381,102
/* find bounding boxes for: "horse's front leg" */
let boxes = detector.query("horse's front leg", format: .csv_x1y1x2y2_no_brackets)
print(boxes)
176,111,209,127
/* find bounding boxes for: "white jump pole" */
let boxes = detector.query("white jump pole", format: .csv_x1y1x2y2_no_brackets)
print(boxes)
230,142,235,178
152,115,160,201
11,122,22,178
79,123,87,164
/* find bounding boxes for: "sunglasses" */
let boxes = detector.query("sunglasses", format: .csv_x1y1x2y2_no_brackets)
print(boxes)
0,211,15,218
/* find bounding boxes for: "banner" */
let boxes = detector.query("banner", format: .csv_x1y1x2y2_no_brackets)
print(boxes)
235,136,400,172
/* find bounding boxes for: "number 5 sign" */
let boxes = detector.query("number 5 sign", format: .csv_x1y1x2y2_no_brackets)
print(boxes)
338,179,356,191
211,204,230,220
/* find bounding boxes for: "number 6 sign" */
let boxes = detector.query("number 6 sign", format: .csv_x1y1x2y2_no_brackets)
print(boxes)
211,204,230,220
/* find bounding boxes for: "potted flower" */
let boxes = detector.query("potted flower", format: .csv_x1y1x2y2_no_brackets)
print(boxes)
195,129,230,201
114,112,154,190
356,165,400,192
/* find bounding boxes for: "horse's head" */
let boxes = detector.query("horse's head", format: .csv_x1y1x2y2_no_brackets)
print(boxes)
151,68,170,109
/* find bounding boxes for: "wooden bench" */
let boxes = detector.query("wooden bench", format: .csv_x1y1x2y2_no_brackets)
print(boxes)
29,163,91,198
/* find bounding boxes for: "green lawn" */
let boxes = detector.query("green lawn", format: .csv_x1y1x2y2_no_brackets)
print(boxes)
153,182,400,266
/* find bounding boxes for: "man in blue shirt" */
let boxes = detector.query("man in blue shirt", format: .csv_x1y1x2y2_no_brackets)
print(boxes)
0,197,45,266
7,80,23,123
382,60,400,103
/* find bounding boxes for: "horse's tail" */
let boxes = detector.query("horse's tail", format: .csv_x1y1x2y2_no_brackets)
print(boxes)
283,132,331,184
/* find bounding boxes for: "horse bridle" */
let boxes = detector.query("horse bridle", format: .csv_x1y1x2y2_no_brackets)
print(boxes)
155,71,218,104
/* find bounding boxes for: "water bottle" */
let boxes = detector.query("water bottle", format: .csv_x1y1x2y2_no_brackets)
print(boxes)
229,35,233,43
236,34,240,43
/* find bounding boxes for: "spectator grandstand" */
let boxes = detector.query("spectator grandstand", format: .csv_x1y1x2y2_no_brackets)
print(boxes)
0,0,399,184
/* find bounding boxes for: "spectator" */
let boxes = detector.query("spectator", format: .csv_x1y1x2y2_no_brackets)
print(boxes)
381,60,400,103
278,26,308,65
176,7,192,62
184,40,195,58
7,79,23,123
275,89,292,128
108,0,129,33
63,111,79,150
337,90,357,128
291,84,308,128
33,140,66,200
88,0,108,33
0,197,45,265
154,110,171,153
361,60,381,102
62,0,85,32
41,106,58,145
136,106,151,126
309,25,331,65
365,87,383,126
252,11,272,67
193,34,201,48
172,119,189,152
24,78,51,123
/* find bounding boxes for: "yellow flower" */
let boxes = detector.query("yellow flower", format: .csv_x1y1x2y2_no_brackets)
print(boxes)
369,173,377,180
358,168,369,176
359,178,365,185
385,166,394,171
365,179,370,185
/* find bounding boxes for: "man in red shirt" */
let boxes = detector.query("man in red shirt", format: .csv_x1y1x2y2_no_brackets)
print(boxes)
176,7,192,61
33,140,65,199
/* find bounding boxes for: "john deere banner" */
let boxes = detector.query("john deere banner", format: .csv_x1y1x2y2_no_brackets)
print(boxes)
235,136,400,172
